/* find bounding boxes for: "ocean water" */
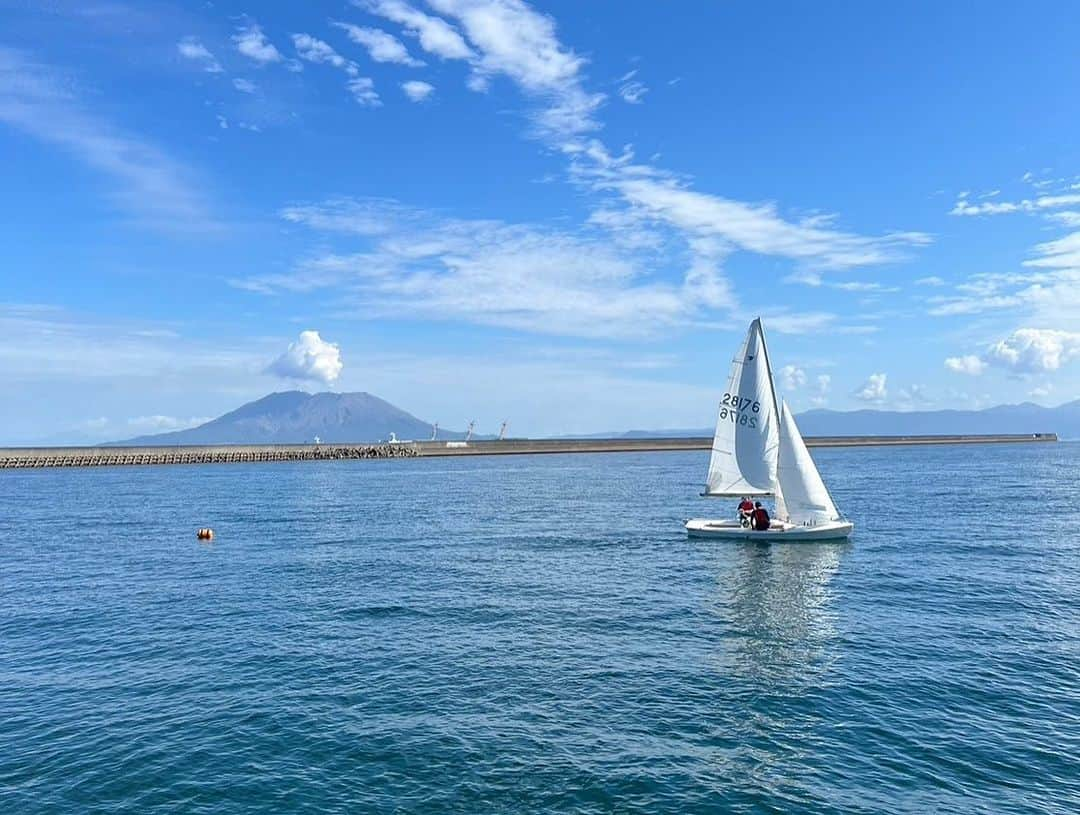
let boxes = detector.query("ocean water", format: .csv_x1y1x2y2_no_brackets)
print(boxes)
2,443,1078,814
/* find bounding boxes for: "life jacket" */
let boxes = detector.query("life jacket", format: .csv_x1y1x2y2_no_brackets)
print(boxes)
752,508,771,530
738,500,754,513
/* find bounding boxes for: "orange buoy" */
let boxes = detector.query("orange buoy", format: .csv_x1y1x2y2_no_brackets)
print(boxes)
196,528,214,541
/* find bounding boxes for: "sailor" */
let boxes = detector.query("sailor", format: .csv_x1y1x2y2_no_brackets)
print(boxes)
751,501,771,531
737,496,754,527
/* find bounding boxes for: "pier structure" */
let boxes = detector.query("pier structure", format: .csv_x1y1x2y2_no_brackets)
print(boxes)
0,433,1058,469
0,443,419,469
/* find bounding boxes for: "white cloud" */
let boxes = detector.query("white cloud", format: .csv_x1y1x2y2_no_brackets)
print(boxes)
0,304,264,383
779,364,806,390
1048,211,1080,227
232,78,257,93
915,275,946,286
619,79,647,104
1029,384,1053,399
950,193,1080,217
763,312,839,335
811,374,831,407
360,0,475,60
291,34,381,106
0,48,216,230
401,79,434,101
177,37,222,72
1024,231,1080,271
984,328,1080,373
239,198,738,339
950,200,1022,216
607,175,929,270
409,0,604,137
292,33,359,75
333,22,424,66
233,23,283,64
854,373,887,403
127,415,212,432
347,77,382,106
267,330,344,385
943,328,1080,378
895,383,931,406
944,355,986,375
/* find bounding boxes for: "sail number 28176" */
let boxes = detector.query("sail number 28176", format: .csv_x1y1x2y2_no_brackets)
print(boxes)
718,393,760,428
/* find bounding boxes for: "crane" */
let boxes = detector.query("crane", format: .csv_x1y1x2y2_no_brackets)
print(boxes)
497,420,509,441
465,420,476,442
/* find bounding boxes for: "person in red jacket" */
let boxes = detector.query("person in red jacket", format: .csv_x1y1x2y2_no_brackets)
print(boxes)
737,496,755,526
751,501,771,531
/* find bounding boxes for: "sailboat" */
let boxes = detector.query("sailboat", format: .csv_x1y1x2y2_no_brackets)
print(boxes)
685,318,854,541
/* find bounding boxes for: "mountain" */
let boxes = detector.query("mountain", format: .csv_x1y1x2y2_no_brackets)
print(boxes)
556,399,1080,440
111,391,460,445
794,400,1080,439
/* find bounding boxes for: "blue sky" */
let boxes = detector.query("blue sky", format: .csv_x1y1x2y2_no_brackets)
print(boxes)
3,1,1080,443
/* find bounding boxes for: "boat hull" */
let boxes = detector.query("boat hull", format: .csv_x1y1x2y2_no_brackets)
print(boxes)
685,518,853,542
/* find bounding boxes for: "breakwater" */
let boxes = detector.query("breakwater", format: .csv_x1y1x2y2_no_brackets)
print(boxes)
0,433,1058,469
0,443,419,469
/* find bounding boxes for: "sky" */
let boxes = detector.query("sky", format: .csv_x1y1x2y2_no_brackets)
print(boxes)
3,0,1080,443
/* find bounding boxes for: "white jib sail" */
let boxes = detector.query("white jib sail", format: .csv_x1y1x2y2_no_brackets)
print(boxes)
775,399,840,525
704,318,780,496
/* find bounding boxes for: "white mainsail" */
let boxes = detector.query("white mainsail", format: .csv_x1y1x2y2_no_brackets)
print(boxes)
704,318,781,496
775,399,840,525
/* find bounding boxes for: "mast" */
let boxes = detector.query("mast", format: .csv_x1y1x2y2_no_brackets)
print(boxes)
756,317,782,434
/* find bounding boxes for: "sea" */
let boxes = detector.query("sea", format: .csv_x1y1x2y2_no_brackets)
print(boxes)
2,443,1078,814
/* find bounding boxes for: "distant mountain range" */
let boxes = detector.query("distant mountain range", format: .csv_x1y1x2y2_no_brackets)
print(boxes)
111,391,469,446
563,400,1080,441
108,391,1080,446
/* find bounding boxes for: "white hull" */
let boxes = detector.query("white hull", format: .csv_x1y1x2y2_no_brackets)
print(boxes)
685,517,853,542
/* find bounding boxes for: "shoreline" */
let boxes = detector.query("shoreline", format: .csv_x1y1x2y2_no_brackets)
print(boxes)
0,433,1059,469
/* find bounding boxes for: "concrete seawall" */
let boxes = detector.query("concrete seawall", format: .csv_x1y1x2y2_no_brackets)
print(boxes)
0,433,1058,469
416,433,1059,457
0,443,419,469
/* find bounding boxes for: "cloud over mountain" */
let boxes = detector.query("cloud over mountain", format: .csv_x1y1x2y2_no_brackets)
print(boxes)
268,331,343,385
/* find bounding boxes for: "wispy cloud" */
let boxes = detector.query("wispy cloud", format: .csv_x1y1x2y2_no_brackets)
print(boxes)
365,0,600,136
618,69,647,104
928,242,1080,323
0,304,261,382
333,22,424,66
177,37,222,73
0,48,217,231
292,33,381,106
233,23,283,64
292,33,359,75
950,192,1080,216
237,198,737,339
232,77,257,93
347,77,381,106
359,0,474,60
